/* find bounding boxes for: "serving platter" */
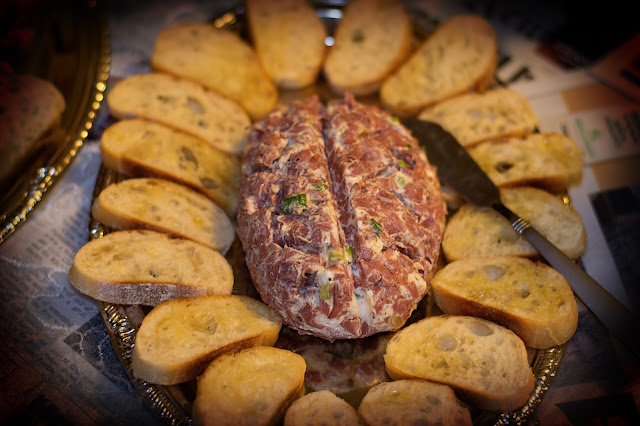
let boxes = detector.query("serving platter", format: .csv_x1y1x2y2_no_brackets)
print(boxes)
91,1,565,424
0,0,111,245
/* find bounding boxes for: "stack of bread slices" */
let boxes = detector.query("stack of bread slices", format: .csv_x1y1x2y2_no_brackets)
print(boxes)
420,87,585,352
66,1,589,424
384,83,586,422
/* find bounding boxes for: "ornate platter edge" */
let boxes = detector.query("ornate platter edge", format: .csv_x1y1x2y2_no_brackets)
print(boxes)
0,0,111,245
99,301,192,426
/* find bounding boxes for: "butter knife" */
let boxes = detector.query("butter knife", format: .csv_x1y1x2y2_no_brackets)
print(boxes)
402,117,640,357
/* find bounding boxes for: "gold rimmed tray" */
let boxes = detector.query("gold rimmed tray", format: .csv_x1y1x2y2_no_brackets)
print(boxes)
90,2,565,424
0,0,111,245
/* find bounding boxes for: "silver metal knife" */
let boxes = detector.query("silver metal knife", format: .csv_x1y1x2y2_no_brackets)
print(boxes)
402,117,640,357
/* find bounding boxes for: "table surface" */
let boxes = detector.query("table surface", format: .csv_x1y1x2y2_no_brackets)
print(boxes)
1,0,639,424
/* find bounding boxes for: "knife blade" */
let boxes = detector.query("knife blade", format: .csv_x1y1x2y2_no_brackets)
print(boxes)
402,116,640,357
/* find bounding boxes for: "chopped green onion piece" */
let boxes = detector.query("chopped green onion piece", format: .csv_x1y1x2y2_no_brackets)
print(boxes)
313,183,328,191
328,248,344,261
281,193,307,214
319,283,331,300
397,175,407,186
370,218,383,235
397,159,408,168
344,245,354,262
406,143,413,149
391,116,400,123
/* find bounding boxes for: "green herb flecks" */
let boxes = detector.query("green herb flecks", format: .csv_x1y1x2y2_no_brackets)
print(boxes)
313,183,328,191
319,283,331,300
281,193,307,215
344,245,354,262
397,159,408,168
370,218,383,235
328,248,344,262
386,116,401,126
328,245,354,264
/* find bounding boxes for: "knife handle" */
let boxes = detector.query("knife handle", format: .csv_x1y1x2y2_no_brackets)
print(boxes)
495,203,640,358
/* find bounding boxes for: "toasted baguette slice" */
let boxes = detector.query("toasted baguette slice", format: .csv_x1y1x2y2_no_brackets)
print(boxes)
432,256,578,349
323,0,412,96
284,390,362,426
246,0,327,89
418,88,538,147
107,73,250,154
442,187,586,262
151,23,277,120
380,15,497,116
101,119,240,216
358,380,471,426
132,295,282,385
68,230,233,305
193,346,306,426
468,132,584,192
384,315,535,412
91,178,234,254
0,72,65,185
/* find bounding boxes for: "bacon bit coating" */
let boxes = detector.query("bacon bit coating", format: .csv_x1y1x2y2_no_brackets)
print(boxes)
237,94,445,341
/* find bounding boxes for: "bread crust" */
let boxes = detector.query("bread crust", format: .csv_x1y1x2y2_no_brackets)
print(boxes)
132,295,283,385
323,0,413,96
68,230,234,305
246,0,327,89
135,334,263,386
501,187,586,259
442,187,586,262
358,379,472,426
192,346,306,426
442,203,536,261
151,23,277,120
101,119,241,216
380,14,497,116
284,390,362,426
91,178,235,254
384,315,535,412
418,88,538,147
107,73,250,155
469,133,584,192
432,256,579,349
